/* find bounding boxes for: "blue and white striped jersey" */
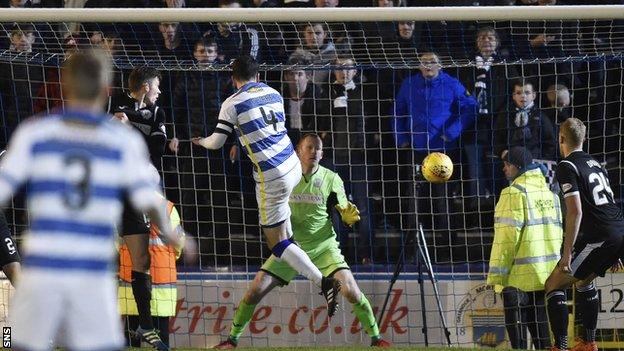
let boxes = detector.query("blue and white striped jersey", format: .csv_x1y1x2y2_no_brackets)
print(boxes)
0,110,160,273
216,82,299,182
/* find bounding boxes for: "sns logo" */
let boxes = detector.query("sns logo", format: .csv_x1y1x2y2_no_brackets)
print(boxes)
3,327,10,348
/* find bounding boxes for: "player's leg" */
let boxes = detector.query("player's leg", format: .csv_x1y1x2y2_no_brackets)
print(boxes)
10,270,64,350
215,267,286,349
263,222,322,284
572,276,599,351
2,262,20,286
66,274,125,351
332,269,390,347
123,233,153,327
545,266,578,350
257,168,323,286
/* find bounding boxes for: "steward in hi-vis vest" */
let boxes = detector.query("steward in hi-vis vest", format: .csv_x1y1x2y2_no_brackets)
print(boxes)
118,199,184,347
487,146,563,350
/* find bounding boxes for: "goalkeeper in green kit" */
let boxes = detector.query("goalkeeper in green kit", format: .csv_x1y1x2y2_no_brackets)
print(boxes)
214,134,391,349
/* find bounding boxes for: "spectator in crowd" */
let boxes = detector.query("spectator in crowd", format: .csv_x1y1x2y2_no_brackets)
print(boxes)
544,83,571,124
458,26,518,203
494,79,557,161
290,23,337,85
210,0,278,62
33,33,83,114
172,36,235,232
487,146,561,350
282,55,329,145
393,51,477,245
89,30,124,89
0,24,44,146
252,0,278,6
322,55,377,263
282,0,313,6
313,0,351,53
8,24,36,52
157,22,191,59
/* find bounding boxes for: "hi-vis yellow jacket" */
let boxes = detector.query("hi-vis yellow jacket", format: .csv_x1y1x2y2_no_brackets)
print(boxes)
118,200,184,316
487,167,563,292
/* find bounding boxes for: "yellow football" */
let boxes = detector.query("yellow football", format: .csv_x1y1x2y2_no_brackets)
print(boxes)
422,152,453,183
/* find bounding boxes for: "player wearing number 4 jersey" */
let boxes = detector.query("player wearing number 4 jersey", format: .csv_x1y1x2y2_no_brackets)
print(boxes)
0,50,194,351
193,56,340,315
213,134,390,349
546,118,624,351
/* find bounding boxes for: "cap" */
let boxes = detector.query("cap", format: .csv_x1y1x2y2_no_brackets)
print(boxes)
503,146,533,169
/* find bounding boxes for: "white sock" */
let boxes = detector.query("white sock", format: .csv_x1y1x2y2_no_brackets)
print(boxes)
280,244,323,286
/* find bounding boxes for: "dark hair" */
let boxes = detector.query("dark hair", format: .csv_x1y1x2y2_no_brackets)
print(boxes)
511,78,535,93
128,66,162,93
195,37,217,51
10,24,35,37
62,49,111,102
231,55,259,82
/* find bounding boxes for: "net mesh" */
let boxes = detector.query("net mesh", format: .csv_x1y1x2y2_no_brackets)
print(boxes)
0,13,623,348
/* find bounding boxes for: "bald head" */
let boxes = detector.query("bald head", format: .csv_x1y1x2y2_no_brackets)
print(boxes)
61,49,112,106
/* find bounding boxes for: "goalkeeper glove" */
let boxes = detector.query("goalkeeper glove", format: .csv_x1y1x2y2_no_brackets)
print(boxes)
335,201,360,227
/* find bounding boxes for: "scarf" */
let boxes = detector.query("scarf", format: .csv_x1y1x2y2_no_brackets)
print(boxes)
474,54,494,114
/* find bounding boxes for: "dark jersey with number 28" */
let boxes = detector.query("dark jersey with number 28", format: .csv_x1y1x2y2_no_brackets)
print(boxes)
556,150,624,242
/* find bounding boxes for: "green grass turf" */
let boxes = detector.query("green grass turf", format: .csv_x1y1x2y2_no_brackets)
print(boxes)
128,348,489,351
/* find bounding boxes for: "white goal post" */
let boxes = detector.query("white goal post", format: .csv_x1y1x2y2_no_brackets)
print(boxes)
0,5,622,22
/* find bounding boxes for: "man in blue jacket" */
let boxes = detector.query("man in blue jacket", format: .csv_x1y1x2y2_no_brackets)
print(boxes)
393,52,477,250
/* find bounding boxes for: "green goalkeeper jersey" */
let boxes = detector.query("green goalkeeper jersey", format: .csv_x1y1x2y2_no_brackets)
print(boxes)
289,165,348,250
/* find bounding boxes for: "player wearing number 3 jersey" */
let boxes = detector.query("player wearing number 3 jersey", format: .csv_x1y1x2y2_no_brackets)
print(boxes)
0,50,191,351
546,118,624,351
193,56,341,316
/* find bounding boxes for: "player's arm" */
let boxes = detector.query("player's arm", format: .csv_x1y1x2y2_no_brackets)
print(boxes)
331,172,360,227
560,194,582,272
556,161,582,272
192,102,235,150
0,125,33,204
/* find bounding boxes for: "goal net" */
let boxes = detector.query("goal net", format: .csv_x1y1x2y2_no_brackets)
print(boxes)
0,5,623,349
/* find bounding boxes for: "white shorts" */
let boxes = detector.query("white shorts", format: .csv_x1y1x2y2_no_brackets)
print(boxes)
10,269,124,351
255,162,302,227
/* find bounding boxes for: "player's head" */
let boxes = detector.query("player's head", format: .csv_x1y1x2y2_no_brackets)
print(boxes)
418,52,441,79
512,79,536,109
61,49,112,109
231,55,259,86
128,67,162,106
297,133,323,168
559,117,586,155
502,146,533,181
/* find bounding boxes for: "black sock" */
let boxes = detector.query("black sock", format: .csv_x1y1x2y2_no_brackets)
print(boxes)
577,282,598,343
547,290,568,349
131,270,154,330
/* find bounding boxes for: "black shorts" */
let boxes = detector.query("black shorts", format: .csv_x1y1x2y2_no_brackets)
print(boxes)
119,199,150,237
570,232,624,279
0,211,20,266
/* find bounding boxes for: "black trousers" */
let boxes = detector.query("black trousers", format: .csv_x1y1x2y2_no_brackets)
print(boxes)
502,287,551,349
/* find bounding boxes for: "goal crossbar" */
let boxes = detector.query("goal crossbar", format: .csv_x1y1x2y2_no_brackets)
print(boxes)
0,5,623,23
